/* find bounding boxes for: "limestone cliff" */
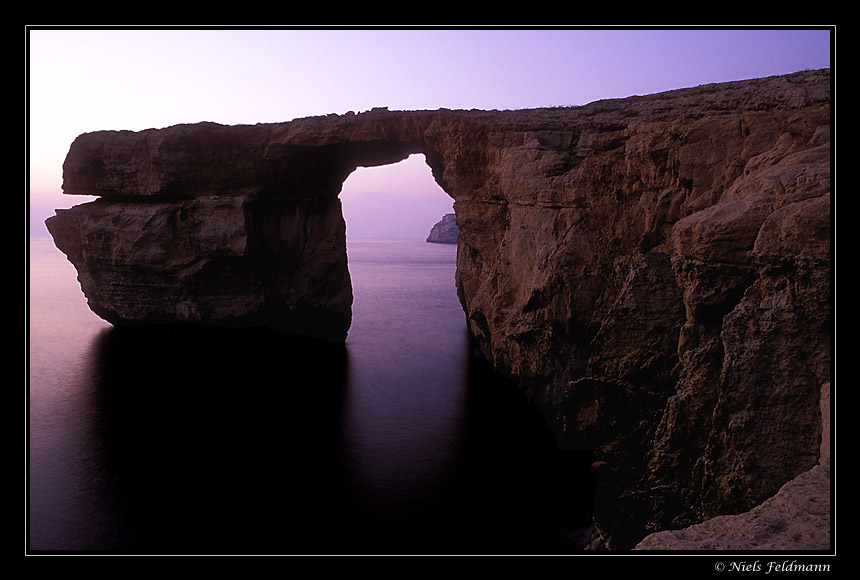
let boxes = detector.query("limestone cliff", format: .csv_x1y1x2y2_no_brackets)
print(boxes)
45,69,833,550
635,382,831,550
427,213,459,244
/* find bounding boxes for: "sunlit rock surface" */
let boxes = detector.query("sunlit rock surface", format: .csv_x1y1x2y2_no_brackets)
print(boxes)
46,69,832,550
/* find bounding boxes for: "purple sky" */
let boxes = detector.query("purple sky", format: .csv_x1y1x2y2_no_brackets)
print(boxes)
27,27,832,238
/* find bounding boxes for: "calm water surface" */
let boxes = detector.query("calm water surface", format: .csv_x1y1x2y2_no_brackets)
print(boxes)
28,236,593,555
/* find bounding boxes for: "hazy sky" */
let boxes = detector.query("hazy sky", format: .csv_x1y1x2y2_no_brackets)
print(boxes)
27,26,833,238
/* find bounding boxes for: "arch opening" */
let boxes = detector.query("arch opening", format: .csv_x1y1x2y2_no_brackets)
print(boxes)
339,153,454,241
330,155,595,553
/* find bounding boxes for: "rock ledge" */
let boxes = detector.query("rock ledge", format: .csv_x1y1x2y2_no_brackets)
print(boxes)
635,460,831,551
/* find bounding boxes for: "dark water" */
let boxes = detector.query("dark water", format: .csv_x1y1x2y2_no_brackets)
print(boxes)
28,236,593,555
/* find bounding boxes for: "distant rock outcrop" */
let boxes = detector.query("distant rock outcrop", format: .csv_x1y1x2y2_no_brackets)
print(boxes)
46,69,832,551
426,213,459,244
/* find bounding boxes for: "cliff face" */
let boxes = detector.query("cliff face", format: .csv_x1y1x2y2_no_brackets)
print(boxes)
46,69,832,549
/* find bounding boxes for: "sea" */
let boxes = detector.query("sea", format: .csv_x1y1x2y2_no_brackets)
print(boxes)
27,235,594,555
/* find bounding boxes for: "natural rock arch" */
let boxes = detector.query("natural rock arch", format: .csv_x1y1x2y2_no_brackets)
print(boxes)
45,70,832,550
48,113,460,342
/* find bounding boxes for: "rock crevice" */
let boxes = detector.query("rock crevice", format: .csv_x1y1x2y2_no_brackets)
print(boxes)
46,69,832,550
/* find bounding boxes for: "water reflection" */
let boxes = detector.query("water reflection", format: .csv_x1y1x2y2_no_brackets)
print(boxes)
29,324,593,554
29,236,594,555
82,326,352,554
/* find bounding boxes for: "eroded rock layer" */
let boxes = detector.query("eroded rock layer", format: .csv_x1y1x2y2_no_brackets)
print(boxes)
46,69,832,550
